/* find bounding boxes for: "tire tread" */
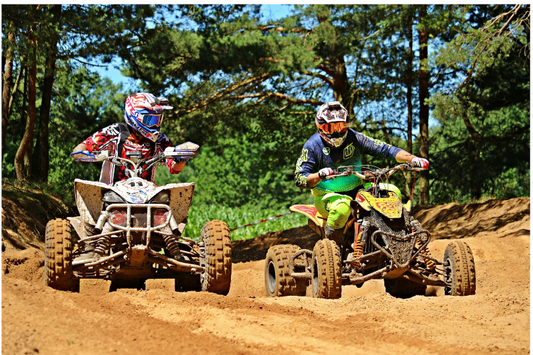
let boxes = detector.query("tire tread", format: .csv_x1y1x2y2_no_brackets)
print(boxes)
312,239,342,299
200,220,232,295
44,219,79,292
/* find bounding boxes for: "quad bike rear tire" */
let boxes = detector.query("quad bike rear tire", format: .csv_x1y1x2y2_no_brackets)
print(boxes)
443,241,476,296
312,239,342,299
264,244,307,297
200,220,232,295
384,278,426,298
44,219,79,292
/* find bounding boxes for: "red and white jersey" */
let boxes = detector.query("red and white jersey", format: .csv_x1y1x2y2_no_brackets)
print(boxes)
82,123,177,185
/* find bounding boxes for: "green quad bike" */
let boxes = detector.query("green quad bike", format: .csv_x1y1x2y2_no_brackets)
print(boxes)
265,163,476,299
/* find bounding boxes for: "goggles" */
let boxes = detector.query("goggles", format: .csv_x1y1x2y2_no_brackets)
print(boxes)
318,121,348,135
140,114,163,128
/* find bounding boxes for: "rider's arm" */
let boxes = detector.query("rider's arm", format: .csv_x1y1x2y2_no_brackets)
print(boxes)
305,173,322,188
355,132,402,160
76,124,120,155
396,149,429,168
72,143,89,154
295,137,324,189
395,150,417,163
160,135,188,174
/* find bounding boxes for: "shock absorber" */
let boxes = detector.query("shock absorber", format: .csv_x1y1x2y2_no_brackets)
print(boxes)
411,220,436,270
351,220,368,269
162,234,181,258
94,223,114,257
94,234,111,256
414,237,436,270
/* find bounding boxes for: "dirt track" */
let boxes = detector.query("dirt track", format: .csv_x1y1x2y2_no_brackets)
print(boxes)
2,197,530,354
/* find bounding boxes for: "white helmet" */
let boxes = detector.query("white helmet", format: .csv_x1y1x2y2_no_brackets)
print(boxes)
315,101,349,147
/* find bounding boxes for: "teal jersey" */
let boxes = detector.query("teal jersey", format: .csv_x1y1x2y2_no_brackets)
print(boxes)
295,129,402,196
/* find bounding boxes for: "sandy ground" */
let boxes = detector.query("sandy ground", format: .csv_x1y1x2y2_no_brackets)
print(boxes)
2,197,530,355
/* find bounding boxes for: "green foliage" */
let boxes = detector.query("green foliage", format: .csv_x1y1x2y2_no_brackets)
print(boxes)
156,133,312,209
3,4,530,233
429,98,529,204
428,4,529,203
183,202,308,241
28,65,123,203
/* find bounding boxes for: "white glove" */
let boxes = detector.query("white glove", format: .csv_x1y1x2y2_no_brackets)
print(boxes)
318,167,334,180
409,156,429,169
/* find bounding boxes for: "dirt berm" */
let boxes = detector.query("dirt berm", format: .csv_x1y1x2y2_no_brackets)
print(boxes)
2,196,530,354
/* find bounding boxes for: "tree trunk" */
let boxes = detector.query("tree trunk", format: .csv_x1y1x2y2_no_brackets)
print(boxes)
8,66,24,120
2,23,15,156
14,29,37,181
459,96,483,200
333,56,353,115
405,11,414,197
417,5,430,205
468,140,482,200
406,16,413,156
32,4,62,182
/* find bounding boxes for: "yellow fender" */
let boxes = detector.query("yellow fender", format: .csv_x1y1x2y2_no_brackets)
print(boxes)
355,191,403,219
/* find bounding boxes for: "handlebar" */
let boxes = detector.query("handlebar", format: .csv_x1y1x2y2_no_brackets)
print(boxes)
71,141,199,178
326,163,426,181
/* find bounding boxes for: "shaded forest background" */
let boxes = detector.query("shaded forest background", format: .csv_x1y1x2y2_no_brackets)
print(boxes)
2,5,530,213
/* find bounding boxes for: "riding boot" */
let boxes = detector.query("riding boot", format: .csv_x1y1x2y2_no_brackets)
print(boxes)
325,224,344,247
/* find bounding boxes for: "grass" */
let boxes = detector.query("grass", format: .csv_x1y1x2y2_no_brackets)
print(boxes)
183,203,308,241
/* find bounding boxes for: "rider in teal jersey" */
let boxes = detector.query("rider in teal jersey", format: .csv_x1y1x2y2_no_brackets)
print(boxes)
294,101,429,244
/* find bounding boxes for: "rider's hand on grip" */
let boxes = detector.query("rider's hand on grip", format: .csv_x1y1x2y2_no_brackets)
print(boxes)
409,156,429,169
318,167,334,180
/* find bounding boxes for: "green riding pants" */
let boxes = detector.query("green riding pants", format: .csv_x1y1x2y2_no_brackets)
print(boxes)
314,183,402,230
314,193,352,230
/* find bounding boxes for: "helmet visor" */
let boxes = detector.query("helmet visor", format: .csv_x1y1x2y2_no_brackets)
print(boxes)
141,114,163,128
318,121,348,135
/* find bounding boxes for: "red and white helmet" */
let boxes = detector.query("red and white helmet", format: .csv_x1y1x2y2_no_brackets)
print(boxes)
315,101,349,148
124,93,173,142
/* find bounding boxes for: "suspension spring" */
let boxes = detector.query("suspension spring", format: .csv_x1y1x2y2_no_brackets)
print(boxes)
415,237,436,270
94,235,112,255
351,232,363,266
162,234,181,257
352,221,369,269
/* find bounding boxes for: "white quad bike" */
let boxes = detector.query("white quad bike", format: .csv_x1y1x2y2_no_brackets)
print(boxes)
44,142,232,294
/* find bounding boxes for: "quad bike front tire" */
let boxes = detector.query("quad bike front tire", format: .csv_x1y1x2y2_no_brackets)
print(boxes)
264,244,307,297
384,278,426,298
312,239,342,299
443,241,476,296
44,219,79,292
200,220,232,295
